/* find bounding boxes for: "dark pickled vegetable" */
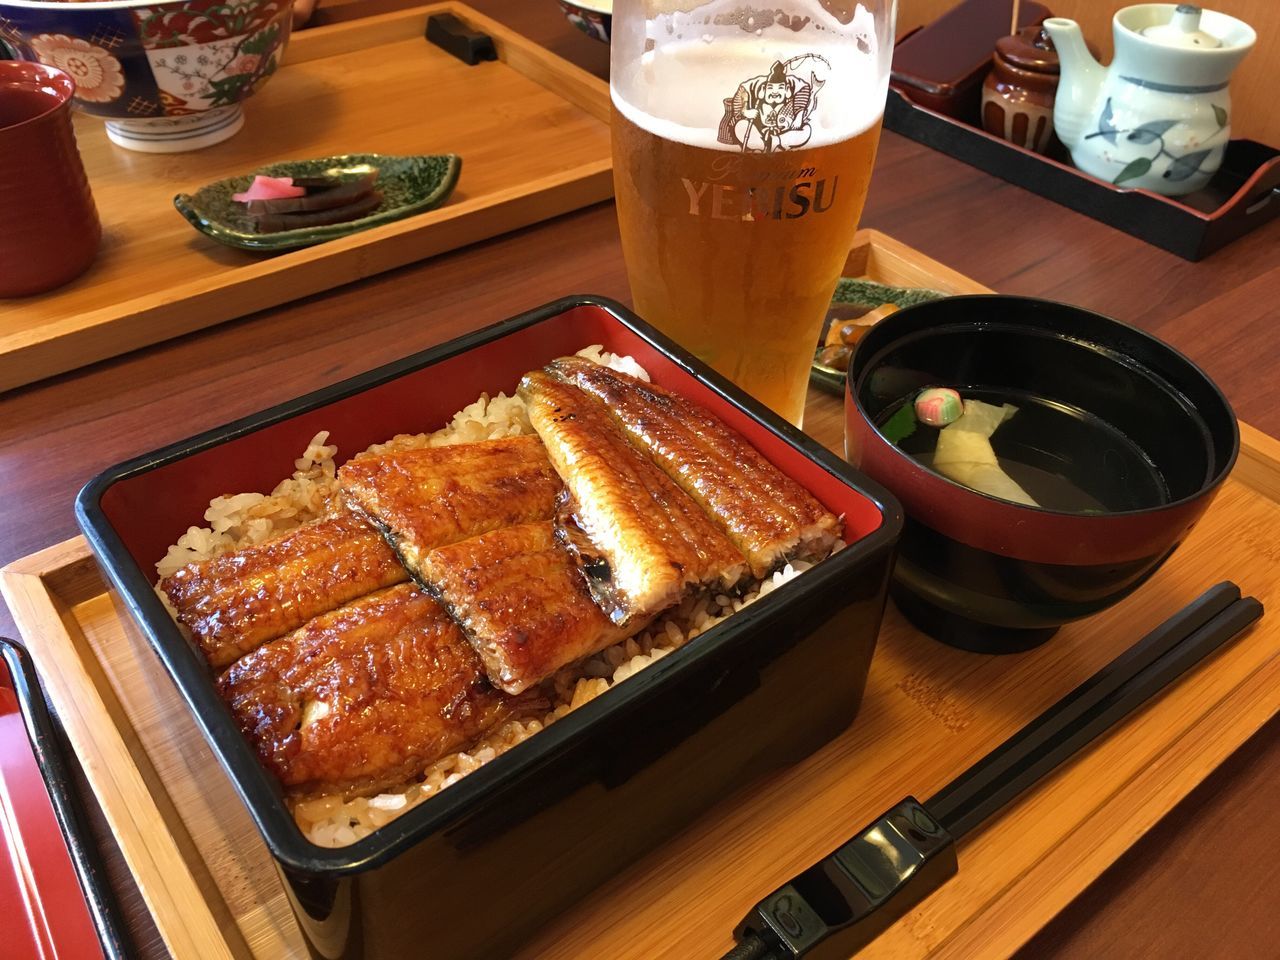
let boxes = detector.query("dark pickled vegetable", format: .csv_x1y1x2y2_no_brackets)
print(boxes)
817,344,852,369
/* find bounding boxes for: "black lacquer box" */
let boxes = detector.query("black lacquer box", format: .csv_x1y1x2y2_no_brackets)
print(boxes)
76,297,902,959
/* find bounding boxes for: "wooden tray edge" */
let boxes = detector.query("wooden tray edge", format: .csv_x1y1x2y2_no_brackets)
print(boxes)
1235,421,1280,500
853,228,994,295
5,235,1277,958
0,159,614,393
0,1,613,394
0,539,249,960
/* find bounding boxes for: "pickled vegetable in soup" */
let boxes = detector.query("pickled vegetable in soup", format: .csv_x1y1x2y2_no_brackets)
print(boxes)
879,389,1170,513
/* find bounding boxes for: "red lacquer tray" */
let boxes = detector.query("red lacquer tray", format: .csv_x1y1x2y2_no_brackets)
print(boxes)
0,638,126,960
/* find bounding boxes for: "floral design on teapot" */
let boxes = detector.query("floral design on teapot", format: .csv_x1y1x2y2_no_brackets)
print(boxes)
1085,96,1228,186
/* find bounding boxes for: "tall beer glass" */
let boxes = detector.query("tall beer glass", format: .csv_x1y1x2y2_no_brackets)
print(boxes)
610,1,895,426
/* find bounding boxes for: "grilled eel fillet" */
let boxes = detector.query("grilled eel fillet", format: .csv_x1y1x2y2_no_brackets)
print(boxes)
161,512,408,668
420,521,636,694
218,583,541,798
546,357,843,578
519,370,747,626
338,435,562,581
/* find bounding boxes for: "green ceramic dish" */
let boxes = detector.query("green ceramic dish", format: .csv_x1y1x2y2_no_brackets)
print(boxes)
174,153,462,252
810,278,948,395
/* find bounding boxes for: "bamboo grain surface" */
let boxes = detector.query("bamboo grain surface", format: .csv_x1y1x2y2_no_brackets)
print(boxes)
0,2,611,393
3,233,1278,959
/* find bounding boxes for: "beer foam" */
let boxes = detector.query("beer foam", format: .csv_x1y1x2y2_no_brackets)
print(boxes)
645,0,879,37
611,3,889,151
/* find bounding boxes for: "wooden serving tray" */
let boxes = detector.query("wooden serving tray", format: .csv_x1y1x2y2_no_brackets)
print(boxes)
5,234,1280,960
0,2,610,394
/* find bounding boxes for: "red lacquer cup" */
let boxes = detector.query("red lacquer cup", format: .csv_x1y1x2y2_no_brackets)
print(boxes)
0,61,101,298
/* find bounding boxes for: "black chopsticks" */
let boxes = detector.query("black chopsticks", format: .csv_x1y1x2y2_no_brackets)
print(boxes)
929,582,1261,839
722,582,1263,960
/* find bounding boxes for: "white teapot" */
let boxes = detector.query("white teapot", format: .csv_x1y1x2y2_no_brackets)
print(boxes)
1045,5,1254,196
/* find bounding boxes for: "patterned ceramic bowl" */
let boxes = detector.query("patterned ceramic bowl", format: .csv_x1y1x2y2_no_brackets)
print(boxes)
0,0,290,152
557,0,610,43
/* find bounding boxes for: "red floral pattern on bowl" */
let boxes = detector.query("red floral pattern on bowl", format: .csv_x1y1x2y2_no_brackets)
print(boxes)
132,0,289,48
0,0,291,150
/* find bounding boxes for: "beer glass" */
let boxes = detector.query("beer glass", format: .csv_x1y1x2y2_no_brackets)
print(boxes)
610,1,896,426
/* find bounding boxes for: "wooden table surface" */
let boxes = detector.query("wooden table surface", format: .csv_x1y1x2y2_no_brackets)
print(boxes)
2,3,1278,957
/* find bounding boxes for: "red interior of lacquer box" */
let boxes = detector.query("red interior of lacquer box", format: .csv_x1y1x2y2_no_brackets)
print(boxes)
0,671,104,960
100,303,884,577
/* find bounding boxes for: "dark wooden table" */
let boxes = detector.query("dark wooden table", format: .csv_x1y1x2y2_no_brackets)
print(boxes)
3,3,1278,957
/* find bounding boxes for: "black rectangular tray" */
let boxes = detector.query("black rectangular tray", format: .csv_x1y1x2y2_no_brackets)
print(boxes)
884,85,1280,260
75,295,903,960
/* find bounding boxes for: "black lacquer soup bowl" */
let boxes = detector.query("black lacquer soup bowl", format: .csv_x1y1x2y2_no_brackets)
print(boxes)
845,295,1238,653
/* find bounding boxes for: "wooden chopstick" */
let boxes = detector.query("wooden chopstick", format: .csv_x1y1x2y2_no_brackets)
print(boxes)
928,583,1262,839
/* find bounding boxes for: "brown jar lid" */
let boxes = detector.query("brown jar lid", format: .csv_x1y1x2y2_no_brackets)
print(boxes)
994,25,1059,74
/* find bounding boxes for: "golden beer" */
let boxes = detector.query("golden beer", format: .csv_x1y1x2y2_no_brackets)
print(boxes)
609,8,892,425
613,106,880,424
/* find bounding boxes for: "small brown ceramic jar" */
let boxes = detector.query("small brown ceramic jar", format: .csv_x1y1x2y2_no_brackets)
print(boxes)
981,25,1060,154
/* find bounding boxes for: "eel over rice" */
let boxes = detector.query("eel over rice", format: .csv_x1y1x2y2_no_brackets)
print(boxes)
519,370,747,626
546,357,842,577
337,435,562,583
160,511,409,668
419,521,638,694
218,583,543,798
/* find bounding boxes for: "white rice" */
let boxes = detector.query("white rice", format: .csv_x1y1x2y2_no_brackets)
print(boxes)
155,346,830,847
155,432,343,579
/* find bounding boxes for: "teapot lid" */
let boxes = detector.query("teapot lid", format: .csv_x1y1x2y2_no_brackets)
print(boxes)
1141,5,1223,49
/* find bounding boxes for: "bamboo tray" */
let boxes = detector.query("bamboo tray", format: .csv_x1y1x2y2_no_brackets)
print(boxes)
0,2,611,394
5,234,1280,959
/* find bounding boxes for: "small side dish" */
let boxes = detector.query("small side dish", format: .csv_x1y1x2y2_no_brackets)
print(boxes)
811,278,946,393
174,153,461,252
157,348,844,846
816,302,900,373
